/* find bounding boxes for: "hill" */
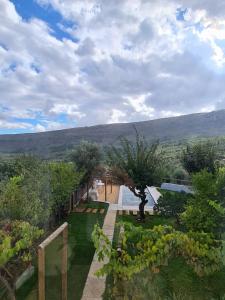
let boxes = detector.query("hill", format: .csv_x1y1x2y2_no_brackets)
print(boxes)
1,109,225,158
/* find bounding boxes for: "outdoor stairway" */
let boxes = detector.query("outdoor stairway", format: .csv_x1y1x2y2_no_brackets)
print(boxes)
73,207,106,214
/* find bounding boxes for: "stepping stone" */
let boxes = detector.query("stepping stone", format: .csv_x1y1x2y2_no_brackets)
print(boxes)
126,210,130,215
74,208,85,213
92,209,98,213
119,210,123,215
86,208,92,213
100,209,105,214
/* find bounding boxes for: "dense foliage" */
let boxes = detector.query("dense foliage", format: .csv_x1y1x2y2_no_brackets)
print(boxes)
49,162,83,221
0,156,83,227
181,169,225,237
181,142,217,174
0,155,83,296
70,141,102,199
93,222,223,279
108,132,163,219
154,190,191,223
0,220,43,267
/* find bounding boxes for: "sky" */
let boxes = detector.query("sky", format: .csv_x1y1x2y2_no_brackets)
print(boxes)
1,0,225,134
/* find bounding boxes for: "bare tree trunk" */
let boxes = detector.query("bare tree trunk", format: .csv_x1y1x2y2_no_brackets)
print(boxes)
138,195,148,220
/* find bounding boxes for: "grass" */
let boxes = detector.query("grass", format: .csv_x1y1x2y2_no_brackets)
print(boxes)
104,213,225,300
16,201,108,300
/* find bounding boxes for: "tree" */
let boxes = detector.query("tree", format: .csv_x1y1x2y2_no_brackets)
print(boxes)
181,142,217,174
0,157,53,227
0,160,16,181
108,132,163,220
181,169,225,237
49,162,83,222
70,141,102,199
0,175,50,226
154,190,191,224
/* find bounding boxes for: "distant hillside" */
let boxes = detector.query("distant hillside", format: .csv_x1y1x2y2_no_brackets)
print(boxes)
1,109,225,158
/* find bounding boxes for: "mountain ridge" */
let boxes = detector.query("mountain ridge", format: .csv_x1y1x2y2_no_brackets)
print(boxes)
1,109,225,158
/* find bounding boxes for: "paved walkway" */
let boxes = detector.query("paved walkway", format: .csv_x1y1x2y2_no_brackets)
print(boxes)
81,206,117,300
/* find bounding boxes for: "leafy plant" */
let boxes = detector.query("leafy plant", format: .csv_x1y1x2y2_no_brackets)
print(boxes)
49,162,83,222
181,168,225,237
154,191,191,224
0,220,43,267
92,222,224,280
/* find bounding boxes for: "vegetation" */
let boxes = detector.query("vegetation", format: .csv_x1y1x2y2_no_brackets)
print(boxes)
181,142,217,174
182,169,225,237
93,222,223,278
154,190,191,224
92,167,225,299
102,214,225,300
0,220,43,298
16,201,108,300
70,141,102,199
1,131,225,299
0,155,84,298
49,162,83,223
108,132,163,220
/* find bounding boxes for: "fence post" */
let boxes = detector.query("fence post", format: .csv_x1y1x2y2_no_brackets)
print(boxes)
38,246,45,300
62,225,68,300
105,179,107,202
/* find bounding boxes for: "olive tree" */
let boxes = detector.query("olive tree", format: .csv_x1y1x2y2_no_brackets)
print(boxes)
108,132,163,220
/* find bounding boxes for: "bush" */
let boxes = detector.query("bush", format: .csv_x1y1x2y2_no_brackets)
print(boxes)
154,190,192,223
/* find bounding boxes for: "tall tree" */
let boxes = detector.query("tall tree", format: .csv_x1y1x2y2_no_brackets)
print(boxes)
181,142,217,174
181,168,225,237
49,162,82,222
70,141,102,200
108,132,163,220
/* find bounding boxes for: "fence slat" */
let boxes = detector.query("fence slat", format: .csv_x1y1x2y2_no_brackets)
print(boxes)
38,246,45,300
62,225,68,300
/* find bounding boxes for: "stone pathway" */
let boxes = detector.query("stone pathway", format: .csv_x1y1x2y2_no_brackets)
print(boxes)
81,207,117,300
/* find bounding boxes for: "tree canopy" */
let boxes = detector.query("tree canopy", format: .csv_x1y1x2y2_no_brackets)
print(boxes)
181,168,225,237
181,142,217,174
108,132,163,219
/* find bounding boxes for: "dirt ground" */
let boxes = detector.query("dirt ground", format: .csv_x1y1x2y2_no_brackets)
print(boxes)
96,184,120,204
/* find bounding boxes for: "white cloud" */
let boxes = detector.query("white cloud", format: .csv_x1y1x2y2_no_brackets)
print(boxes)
124,94,155,117
50,104,86,118
108,109,126,124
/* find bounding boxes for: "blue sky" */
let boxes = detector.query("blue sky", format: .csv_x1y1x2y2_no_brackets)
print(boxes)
1,0,225,134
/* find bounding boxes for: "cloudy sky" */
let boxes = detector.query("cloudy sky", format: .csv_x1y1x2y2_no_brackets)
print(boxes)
1,0,225,134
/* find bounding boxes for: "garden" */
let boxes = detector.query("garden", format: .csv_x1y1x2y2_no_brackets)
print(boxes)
93,135,225,299
1,135,225,299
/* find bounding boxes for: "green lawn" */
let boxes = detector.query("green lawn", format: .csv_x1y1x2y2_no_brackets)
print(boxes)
104,213,225,300
16,201,108,300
